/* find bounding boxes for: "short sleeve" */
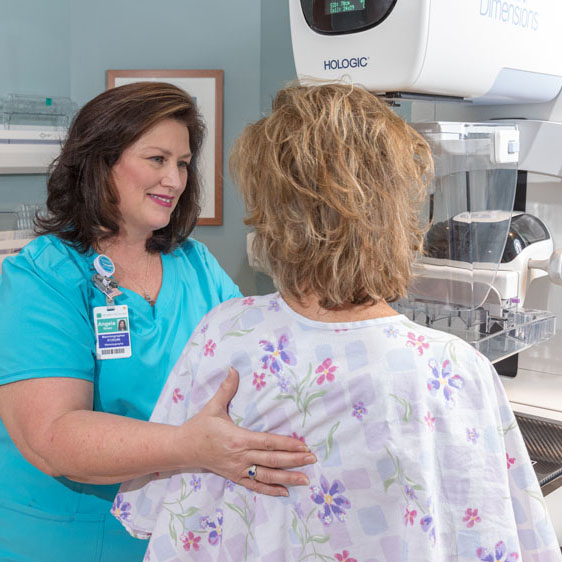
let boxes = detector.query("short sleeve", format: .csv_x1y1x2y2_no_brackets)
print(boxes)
188,240,242,302
0,240,96,385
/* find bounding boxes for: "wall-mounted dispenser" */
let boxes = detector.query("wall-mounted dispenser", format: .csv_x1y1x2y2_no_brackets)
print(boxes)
0,94,76,174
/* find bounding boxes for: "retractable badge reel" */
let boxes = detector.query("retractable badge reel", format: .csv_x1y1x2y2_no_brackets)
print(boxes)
92,254,120,307
92,255,132,360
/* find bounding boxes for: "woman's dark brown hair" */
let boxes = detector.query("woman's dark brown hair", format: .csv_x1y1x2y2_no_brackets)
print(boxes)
35,81,205,253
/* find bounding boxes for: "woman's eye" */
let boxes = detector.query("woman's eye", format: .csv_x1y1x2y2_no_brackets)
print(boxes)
178,161,189,170
150,156,165,164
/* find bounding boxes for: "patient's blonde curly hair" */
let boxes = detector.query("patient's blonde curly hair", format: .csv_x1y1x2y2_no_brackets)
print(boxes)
230,83,433,309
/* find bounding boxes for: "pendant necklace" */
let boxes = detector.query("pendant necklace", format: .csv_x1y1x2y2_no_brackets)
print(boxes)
115,252,157,306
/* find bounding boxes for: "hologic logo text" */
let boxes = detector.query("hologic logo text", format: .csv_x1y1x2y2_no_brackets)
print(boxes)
480,0,538,31
323,57,368,71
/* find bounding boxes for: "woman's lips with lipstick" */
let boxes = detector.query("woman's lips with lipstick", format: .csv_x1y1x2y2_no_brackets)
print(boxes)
147,194,173,208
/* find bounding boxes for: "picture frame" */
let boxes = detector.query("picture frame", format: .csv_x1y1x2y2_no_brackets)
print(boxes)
107,69,224,225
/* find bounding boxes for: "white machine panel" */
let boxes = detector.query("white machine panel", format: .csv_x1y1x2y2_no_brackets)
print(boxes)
290,0,562,103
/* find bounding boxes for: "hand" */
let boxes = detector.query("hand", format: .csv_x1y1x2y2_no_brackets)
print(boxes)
182,368,316,496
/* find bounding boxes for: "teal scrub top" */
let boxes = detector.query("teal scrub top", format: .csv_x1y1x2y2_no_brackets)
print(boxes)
0,234,241,561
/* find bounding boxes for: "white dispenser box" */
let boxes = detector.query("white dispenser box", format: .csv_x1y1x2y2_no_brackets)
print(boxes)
0,94,75,174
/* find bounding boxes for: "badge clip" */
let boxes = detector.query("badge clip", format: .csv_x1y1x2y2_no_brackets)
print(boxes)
92,254,122,309
92,274,122,309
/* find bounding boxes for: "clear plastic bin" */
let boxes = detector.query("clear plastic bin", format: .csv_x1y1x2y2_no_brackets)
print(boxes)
2,94,77,129
395,299,556,364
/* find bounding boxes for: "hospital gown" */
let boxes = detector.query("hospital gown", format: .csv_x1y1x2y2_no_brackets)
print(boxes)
114,293,561,561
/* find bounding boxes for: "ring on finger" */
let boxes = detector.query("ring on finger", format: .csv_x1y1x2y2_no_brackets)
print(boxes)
248,464,258,480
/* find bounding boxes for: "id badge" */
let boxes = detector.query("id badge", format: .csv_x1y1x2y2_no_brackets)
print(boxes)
93,304,132,360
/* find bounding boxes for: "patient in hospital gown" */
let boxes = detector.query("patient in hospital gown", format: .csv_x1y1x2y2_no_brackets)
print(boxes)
113,84,561,561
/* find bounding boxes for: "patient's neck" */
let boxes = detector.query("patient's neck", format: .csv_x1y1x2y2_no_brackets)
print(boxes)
281,293,399,323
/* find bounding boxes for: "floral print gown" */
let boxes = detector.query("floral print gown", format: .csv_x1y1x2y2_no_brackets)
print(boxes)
113,293,561,562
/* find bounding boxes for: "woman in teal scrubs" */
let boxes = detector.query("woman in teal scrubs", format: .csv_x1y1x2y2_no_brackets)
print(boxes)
0,82,315,561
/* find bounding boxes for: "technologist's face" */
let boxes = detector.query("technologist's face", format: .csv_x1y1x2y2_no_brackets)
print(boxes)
111,118,191,240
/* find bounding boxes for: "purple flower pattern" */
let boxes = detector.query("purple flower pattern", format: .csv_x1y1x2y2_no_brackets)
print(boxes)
190,475,201,492
405,485,417,500
384,326,399,338
111,493,132,522
420,514,436,545
259,334,296,374
466,427,479,445
277,377,292,393
310,476,351,526
352,401,367,421
427,359,464,405
200,509,224,545
477,541,519,562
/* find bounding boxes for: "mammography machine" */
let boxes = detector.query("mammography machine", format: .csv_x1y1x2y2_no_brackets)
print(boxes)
289,0,562,544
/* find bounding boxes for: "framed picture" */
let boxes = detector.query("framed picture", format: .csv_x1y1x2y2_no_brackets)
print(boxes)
107,69,224,225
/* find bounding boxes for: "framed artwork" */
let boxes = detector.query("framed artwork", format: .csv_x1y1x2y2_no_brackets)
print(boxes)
107,69,224,225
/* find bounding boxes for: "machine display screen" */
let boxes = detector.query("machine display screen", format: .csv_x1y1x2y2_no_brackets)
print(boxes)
326,1,365,15
301,0,397,35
